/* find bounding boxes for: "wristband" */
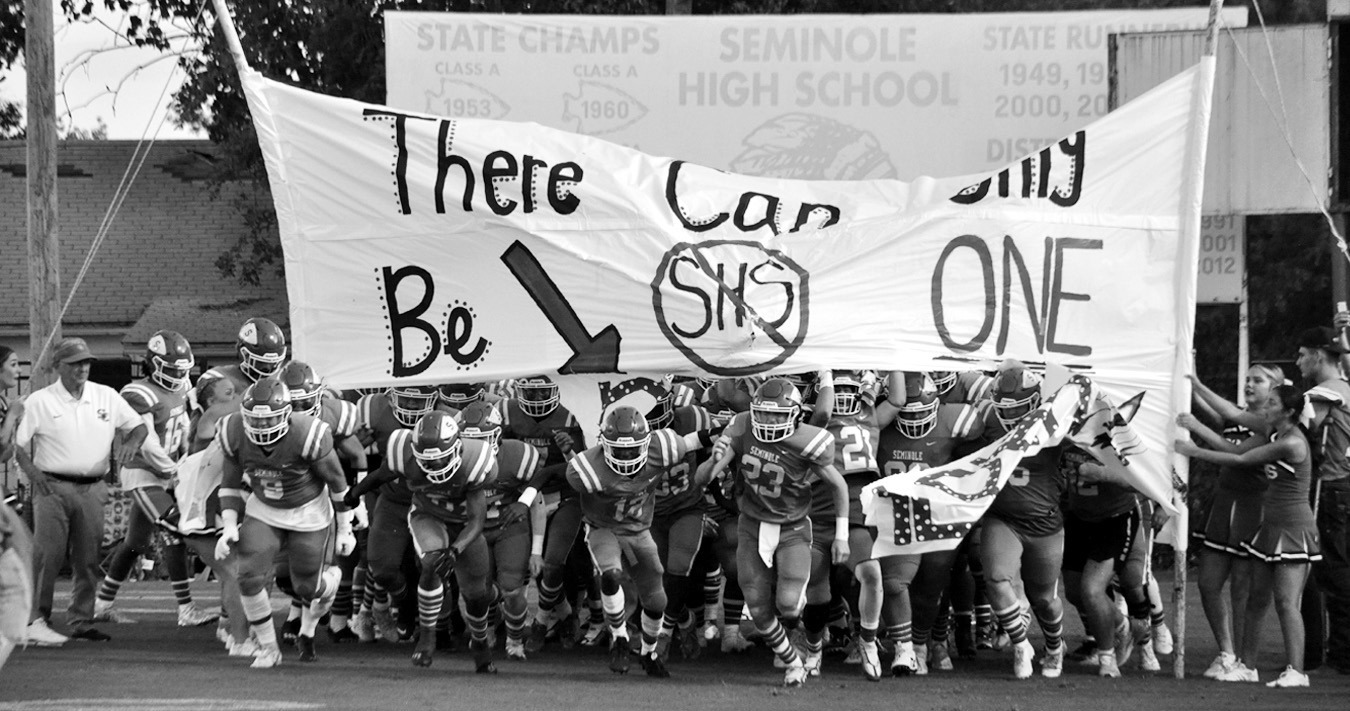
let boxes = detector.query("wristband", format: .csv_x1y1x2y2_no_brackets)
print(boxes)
531,536,545,557
355,470,368,483
518,486,539,508
835,516,849,542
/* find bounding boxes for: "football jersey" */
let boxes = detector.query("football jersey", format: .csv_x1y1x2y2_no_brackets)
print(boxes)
485,439,541,529
317,394,360,440
721,412,834,524
499,399,584,495
1061,445,1139,521
939,371,994,405
876,403,983,477
655,405,713,517
567,429,688,534
812,392,882,520
121,379,191,469
386,429,497,524
981,416,1067,536
218,412,335,509
358,392,416,505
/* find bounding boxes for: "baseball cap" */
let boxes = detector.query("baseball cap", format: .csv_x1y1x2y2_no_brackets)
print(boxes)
51,337,98,365
1296,326,1349,356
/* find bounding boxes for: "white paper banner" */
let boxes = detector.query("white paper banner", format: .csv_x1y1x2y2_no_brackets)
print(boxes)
386,9,1245,180
239,56,1213,509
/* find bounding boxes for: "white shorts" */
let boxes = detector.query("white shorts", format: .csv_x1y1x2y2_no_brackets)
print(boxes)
245,492,333,533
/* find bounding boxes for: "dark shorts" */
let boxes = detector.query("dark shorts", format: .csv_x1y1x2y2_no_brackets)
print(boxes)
1062,507,1141,573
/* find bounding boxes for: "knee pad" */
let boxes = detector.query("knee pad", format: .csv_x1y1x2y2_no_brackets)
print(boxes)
600,569,624,596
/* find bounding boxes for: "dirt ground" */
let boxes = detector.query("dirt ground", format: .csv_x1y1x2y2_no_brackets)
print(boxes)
1,571,1347,711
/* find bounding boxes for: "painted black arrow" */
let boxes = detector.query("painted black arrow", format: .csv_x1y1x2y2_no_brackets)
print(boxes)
500,240,622,374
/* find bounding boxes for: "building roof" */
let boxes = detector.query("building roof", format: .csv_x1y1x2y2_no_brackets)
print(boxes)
0,139,287,348
121,295,290,356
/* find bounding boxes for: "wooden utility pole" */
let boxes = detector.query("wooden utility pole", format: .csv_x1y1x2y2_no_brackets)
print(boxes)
25,0,61,388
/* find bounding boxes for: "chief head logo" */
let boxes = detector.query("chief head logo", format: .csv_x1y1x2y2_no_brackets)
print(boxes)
652,240,809,377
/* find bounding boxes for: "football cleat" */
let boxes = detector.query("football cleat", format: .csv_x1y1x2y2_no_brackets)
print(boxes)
281,617,301,647
412,628,435,667
1265,666,1310,688
296,635,317,663
929,640,953,671
891,643,917,676
1217,661,1259,683
679,622,702,660
435,626,457,652
609,635,632,674
581,621,609,647
1012,639,1034,679
228,636,261,657
914,644,929,675
803,648,823,677
216,621,232,646
1138,641,1160,672
250,644,284,669
955,619,977,659
372,606,398,643
860,640,882,681
352,610,376,643
1042,644,1065,678
641,651,670,678
328,624,359,644
1153,621,1174,656
721,624,753,653
784,662,808,688
177,603,219,627
700,620,721,644
1204,652,1238,679
975,623,995,651
843,636,863,664
470,637,497,674
1098,650,1121,678
506,637,527,661
555,612,580,649
92,601,137,625
1069,638,1098,663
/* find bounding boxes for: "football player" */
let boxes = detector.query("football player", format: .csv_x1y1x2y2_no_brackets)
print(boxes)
438,382,500,410
874,372,986,675
931,370,995,406
365,411,498,673
198,317,288,395
975,363,1068,679
94,331,219,627
565,406,719,677
457,401,542,661
497,376,587,650
278,361,370,643
214,378,355,668
703,379,849,687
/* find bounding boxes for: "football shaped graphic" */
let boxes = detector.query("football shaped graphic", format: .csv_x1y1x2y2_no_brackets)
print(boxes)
730,113,897,180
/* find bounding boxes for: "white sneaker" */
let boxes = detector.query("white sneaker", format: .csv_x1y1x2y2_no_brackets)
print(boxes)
1098,650,1121,678
843,635,863,664
700,620,721,644
1012,639,1034,679
1204,652,1238,679
1114,615,1137,667
1265,666,1309,688
928,638,954,671
860,640,882,681
92,600,137,624
1042,644,1064,678
1217,661,1259,683
372,605,399,643
891,642,918,676
803,648,823,677
721,624,752,653
228,636,261,657
24,619,69,647
352,609,376,643
250,644,283,669
216,620,232,645
784,662,808,687
177,603,220,627
1152,621,1174,655
914,643,929,675
505,637,527,661
1138,641,1160,672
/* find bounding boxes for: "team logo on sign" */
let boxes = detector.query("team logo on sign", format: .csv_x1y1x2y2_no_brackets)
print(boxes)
652,240,809,376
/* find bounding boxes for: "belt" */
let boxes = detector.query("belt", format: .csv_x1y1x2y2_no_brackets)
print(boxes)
43,471,102,485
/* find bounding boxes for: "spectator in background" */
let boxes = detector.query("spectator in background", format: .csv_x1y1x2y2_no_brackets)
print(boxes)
1297,324,1350,674
1,344,21,491
13,338,151,646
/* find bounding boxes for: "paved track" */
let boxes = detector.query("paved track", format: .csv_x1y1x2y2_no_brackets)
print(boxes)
2,576,1348,711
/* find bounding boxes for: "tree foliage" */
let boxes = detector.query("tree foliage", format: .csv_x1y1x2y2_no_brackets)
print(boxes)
1,0,23,138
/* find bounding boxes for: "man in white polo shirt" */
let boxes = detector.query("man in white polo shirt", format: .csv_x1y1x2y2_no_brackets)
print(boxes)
14,337,151,645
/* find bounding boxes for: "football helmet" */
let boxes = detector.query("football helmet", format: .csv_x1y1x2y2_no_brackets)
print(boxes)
516,376,559,418
390,385,438,427
241,377,292,446
929,371,957,396
146,330,194,392
278,361,323,416
601,406,651,476
896,372,940,439
832,370,865,417
991,364,1043,430
458,401,504,453
438,382,485,409
411,411,463,484
750,379,803,443
645,382,675,430
781,372,813,393
236,317,287,382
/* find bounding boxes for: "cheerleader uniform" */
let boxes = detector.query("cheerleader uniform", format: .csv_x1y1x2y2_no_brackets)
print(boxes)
1195,425,1269,557
1243,430,1320,563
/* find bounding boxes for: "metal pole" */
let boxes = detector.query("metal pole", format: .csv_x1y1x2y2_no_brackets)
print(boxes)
24,0,61,388
209,0,251,73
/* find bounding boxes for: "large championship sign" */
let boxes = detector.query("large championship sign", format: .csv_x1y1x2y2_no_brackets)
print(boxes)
239,53,1213,505
385,10,1244,179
